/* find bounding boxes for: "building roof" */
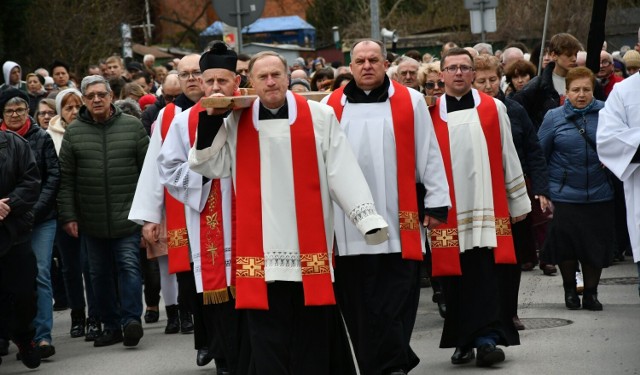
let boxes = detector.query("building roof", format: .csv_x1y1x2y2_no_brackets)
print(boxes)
201,15,314,36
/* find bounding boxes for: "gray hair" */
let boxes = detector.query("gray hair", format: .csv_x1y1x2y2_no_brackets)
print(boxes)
80,75,112,95
5,96,29,109
473,42,493,55
394,55,420,68
248,51,288,74
350,39,387,61
114,98,142,118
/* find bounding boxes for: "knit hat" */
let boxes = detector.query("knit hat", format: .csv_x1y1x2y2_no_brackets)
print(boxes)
44,76,54,87
623,50,640,69
0,87,30,115
138,94,157,110
55,88,82,115
289,78,310,91
200,42,237,73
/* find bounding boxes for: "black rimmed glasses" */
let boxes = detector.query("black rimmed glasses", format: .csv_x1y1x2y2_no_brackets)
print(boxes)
442,65,474,74
84,92,110,100
178,70,203,80
425,81,445,90
3,108,28,117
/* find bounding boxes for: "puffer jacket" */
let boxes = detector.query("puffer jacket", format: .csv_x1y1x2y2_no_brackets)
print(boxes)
0,131,40,255
57,104,149,238
23,120,60,224
537,99,613,203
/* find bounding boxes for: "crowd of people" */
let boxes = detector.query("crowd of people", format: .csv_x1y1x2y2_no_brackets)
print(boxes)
0,27,639,375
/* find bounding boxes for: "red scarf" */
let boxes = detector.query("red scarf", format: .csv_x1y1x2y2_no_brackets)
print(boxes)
1,117,31,137
429,92,516,277
235,93,335,310
160,103,191,274
161,102,230,304
326,81,423,260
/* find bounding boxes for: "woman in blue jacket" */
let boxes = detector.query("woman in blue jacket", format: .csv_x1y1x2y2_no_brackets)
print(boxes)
538,67,614,311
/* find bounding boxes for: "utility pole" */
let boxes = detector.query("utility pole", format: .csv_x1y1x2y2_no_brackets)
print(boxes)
371,0,380,41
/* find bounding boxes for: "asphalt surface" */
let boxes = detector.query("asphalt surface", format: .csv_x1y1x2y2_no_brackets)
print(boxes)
1,258,638,374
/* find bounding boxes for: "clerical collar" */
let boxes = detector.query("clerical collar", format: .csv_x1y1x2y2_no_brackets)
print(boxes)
343,75,390,103
259,102,288,120
174,94,196,110
445,90,474,113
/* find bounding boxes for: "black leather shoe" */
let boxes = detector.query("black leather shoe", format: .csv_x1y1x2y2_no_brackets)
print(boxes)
565,289,581,310
93,329,123,347
437,302,447,319
85,317,102,342
582,294,603,311
15,340,40,369
180,310,194,334
197,348,214,366
451,347,475,364
476,344,505,367
144,309,159,323
123,321,144,347
38,344,56,359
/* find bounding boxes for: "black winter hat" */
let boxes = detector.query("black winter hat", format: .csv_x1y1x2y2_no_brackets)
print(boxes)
0,88,30,115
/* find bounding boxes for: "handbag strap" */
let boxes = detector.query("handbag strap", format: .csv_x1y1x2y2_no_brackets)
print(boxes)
570,117,598,152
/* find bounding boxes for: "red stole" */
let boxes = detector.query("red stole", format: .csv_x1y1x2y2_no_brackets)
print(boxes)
160,103,191,274
428,92,517,277
235,93,335,310
326,82,423,260
161,102,229,303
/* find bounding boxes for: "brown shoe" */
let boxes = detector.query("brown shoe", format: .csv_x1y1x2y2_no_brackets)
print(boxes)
542,264,557,276
512,316,525,330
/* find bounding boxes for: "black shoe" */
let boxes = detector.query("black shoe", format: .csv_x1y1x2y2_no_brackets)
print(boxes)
564,289,581,310
180,310,194,334
451,347,475,365
512,315,525,330
38,344,56,359
0,338,8,356
475,344,505,367
144,309,160,324
93,329,123,347
542,264,557,276
70,309,86,338
197,348,214,366
214,358,231,375
437,302,447,319
582,294,603,311
85,317,102,342
123,321,144,347
165,305,180,334
15,340,40,369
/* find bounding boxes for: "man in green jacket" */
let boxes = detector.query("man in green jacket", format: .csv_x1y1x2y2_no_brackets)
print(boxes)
57,75,149,348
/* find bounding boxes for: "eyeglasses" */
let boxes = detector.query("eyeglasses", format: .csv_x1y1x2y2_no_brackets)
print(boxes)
178,70,203,80
600,60,612,67
425,81,445,90
3,108,28,116
38,111,56,117
442,65,474,74
163,94,177,103
84,92,110,100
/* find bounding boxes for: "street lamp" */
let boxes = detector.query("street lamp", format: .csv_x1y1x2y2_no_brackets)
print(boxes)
332,26,341,50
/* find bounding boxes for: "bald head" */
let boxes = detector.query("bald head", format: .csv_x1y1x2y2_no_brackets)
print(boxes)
162,73,181,97
502,47,525,66
290,69,308,80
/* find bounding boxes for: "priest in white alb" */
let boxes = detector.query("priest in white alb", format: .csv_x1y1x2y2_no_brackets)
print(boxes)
597,71,640,298
188,50,388,375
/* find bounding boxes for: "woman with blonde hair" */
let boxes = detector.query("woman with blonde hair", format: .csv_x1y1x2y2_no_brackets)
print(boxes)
35,98,56,130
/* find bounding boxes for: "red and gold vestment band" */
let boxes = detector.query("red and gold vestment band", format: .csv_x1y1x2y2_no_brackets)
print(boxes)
429,92,517,277
326,81,423,260
235,93,335,310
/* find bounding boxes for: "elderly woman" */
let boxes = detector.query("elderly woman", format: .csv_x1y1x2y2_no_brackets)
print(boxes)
419,62,444,98
504,59,537,96
473,54,550,329
537,67,614,311
0,88,60,358
35,99,56,130
47,88,102,341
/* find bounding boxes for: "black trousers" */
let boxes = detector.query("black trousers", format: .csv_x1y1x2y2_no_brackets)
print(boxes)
246,281,356,375
335,253,421,375
440,248,519,349
0,241,38,343
176,267,217,351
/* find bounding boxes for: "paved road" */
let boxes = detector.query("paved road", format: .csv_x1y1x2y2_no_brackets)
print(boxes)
2,259,639,374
